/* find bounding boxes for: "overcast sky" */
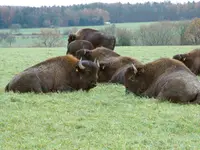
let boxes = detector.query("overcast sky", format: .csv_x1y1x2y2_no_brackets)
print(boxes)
1,0,199,7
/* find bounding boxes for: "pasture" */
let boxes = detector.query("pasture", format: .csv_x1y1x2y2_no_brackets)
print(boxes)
1,46,200,149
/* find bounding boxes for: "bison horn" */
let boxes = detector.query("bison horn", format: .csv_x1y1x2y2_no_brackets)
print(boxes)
94,58,100,67
132,64,137,74
84,49,87,55
78,58,85,70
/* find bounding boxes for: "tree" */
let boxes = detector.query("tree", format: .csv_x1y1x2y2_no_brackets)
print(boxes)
116,28,133,46
100,24,116,36
9,24,21,33
175,21,190,45
137,21,179,45
184,18,200,45
5,34,16,46
37,28,64,47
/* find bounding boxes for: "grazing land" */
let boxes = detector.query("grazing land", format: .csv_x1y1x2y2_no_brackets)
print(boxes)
1,46,200,149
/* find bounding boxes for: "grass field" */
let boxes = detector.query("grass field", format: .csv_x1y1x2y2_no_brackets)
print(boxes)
1,46,200,149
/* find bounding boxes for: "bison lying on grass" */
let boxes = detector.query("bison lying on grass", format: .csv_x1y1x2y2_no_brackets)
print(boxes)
66,40,94,56
5,55,99,93
68,28,116,50
76,47,120,61
173,49,200,75
125,58,200,104
99,56,142,83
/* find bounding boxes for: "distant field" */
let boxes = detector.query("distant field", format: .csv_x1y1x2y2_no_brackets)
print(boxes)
1,46,200,149
0,22,155,35
0,22,154,48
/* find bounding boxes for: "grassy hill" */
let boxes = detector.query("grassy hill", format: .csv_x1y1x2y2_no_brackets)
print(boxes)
1,46,200,149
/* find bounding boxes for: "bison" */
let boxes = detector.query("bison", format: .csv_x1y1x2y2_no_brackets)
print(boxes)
109,64,133,85
75,47,120,62
66,40,94,56
5,55,99,93
98,56,142,83
124,58,200,104
173,49,200,75
68,28,116,50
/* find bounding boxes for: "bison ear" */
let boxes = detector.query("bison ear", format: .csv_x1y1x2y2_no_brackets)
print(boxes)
68,34,76,43
181,54,188,61
99,63,107,70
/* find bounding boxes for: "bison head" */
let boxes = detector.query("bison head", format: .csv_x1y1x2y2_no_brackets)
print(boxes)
173,53,193,70
73,59,99,91
76,49,93,61
124,64,148,96
97,62,118,82
68,34,76,45
173,54,187,62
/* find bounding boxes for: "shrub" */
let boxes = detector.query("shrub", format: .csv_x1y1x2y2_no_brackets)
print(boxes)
116,28,133,46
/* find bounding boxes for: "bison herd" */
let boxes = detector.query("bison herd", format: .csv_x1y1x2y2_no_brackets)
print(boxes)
5,28,200,104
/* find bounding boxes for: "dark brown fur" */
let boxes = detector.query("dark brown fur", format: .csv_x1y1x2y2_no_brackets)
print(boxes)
125,58,200,104
68,28,116,50
173,49,200,75
98,56,142,83
66,40,94,56
76,47,120,61
5,55,99,93
109,64,132,85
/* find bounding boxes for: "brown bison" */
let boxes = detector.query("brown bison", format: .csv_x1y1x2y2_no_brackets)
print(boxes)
75,47,120,61
109,64,133,85
68,28,116,50
173,49,200,75
66,40,94,56
124,58,200,104
98,56,142,83
5,55,99,93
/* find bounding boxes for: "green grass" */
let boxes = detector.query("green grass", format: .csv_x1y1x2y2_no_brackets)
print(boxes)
1,46,200,149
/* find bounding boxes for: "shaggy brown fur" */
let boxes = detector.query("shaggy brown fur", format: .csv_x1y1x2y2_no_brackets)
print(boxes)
5,55,99,93
124,58,200,104
68,28,116,50
173,49,200,75
109,64,133,85
66,40,94,56
76,47,120,61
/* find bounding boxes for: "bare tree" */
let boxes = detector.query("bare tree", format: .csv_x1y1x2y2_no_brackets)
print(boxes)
116,28,133,46
184,18,200,45
9,24,21,33
100,24,116,36
37,28,64,47
175,20,190,45
137,21,179,45
5,34,16,46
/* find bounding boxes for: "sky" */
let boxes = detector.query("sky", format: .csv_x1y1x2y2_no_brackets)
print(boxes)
0,0,199,7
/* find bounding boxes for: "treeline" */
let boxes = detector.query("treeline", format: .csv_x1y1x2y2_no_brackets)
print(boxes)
1,1,200,28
